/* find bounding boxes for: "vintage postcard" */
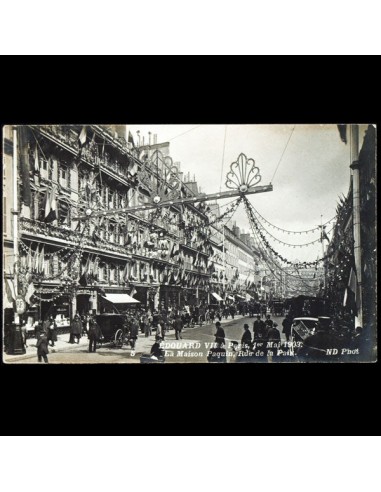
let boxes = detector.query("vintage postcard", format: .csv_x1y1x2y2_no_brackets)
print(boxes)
2,124,377,363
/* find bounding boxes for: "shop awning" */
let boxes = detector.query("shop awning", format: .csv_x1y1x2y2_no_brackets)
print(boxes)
212,292,223,301
101,294,140,304
227,295,234,300
236,294,245,299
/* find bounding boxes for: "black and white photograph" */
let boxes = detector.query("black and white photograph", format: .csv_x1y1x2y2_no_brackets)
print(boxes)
2,123,377,364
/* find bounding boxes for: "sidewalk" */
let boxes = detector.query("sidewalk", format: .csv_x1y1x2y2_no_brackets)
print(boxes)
3,314,248,363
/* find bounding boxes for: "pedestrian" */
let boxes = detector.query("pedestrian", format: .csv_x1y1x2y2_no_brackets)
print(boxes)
36,331,49,363
282,314,293,342
266,322,281,355
241,324,252,349
21,319,28,349
42,316,50,335
229,305,236,320
261,303,267,319
81,314,89,336
143,314,151,338
210,308,215,323
207,342,227,363
47,315,57,347
70,314,82,344
253,315,266,341
129,317,139,355
88,316,102,353
265,314,273,330
35,320,43,341
150,336,165,360
174,315,183,340
214,321,226,346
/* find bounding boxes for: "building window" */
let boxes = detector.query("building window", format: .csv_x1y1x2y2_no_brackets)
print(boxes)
110,265,116,283
38,192,47,221
60,165,68,188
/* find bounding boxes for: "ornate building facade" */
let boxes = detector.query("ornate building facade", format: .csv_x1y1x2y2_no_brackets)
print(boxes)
3,126,260,330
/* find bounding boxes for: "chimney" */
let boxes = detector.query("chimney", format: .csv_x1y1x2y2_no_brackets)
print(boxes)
154,134,157,144
148,132,152,146
142,136,145,146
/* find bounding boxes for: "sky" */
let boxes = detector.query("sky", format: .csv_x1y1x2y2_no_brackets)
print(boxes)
128,124,353,264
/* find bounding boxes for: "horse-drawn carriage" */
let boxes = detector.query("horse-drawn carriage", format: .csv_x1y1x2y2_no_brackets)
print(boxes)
272,300,284,317
95,314,129,348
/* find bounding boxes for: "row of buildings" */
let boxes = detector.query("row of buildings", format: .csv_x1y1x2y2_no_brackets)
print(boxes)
3,125,267,329
324,124,376,336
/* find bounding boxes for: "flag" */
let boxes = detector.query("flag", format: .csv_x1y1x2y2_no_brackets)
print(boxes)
79,256,90,286
128,131,135,147
171,242,180,257
4,279,14,307
33,244,40,273
6,278,16,301
26,246,33,272
38,244,45,275
337,124,347,144
34,144,40,173
25,282,35,304
45,186,57,223
348,267,357,295
123,263,129,282
129,161,138,176
344,267,358,315
78,126,87,147
18,126,32,207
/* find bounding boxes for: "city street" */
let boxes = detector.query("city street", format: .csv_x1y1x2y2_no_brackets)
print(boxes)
5,314,288,364
3,124,376,364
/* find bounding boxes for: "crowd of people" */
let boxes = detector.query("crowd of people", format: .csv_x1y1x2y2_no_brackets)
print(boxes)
7,299,369,363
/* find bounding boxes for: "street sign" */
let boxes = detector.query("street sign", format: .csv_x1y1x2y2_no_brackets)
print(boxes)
15,296,26,315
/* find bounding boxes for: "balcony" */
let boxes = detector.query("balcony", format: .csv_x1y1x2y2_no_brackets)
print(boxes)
35,125,135,188
20,218,131,257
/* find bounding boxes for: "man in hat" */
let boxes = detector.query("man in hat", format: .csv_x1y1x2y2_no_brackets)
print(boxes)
150,336,165,360
298,317,340,361
282,314,293,342
69,314,82,344
241,324,252,349
36,331,49,363
47,315,57,347
129,316,140,354
88,315,102,353
214,321,225,346
173,314,183,340
266,321,281,356
253,315,266,342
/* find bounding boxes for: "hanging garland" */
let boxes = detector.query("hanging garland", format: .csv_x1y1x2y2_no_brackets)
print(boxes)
243,196,341,269
250,205,336,235
19,223,89,282
251,206,334,247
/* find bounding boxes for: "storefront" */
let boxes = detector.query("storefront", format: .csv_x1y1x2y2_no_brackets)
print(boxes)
160,285,182,310
99,292,140,314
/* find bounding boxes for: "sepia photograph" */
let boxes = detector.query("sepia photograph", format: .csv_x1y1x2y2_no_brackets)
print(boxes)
2,123,377,364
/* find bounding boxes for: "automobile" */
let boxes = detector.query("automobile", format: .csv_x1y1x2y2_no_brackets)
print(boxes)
291,317,319,343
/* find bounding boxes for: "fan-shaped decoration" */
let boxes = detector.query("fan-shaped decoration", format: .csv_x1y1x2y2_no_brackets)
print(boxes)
225,153,261,192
